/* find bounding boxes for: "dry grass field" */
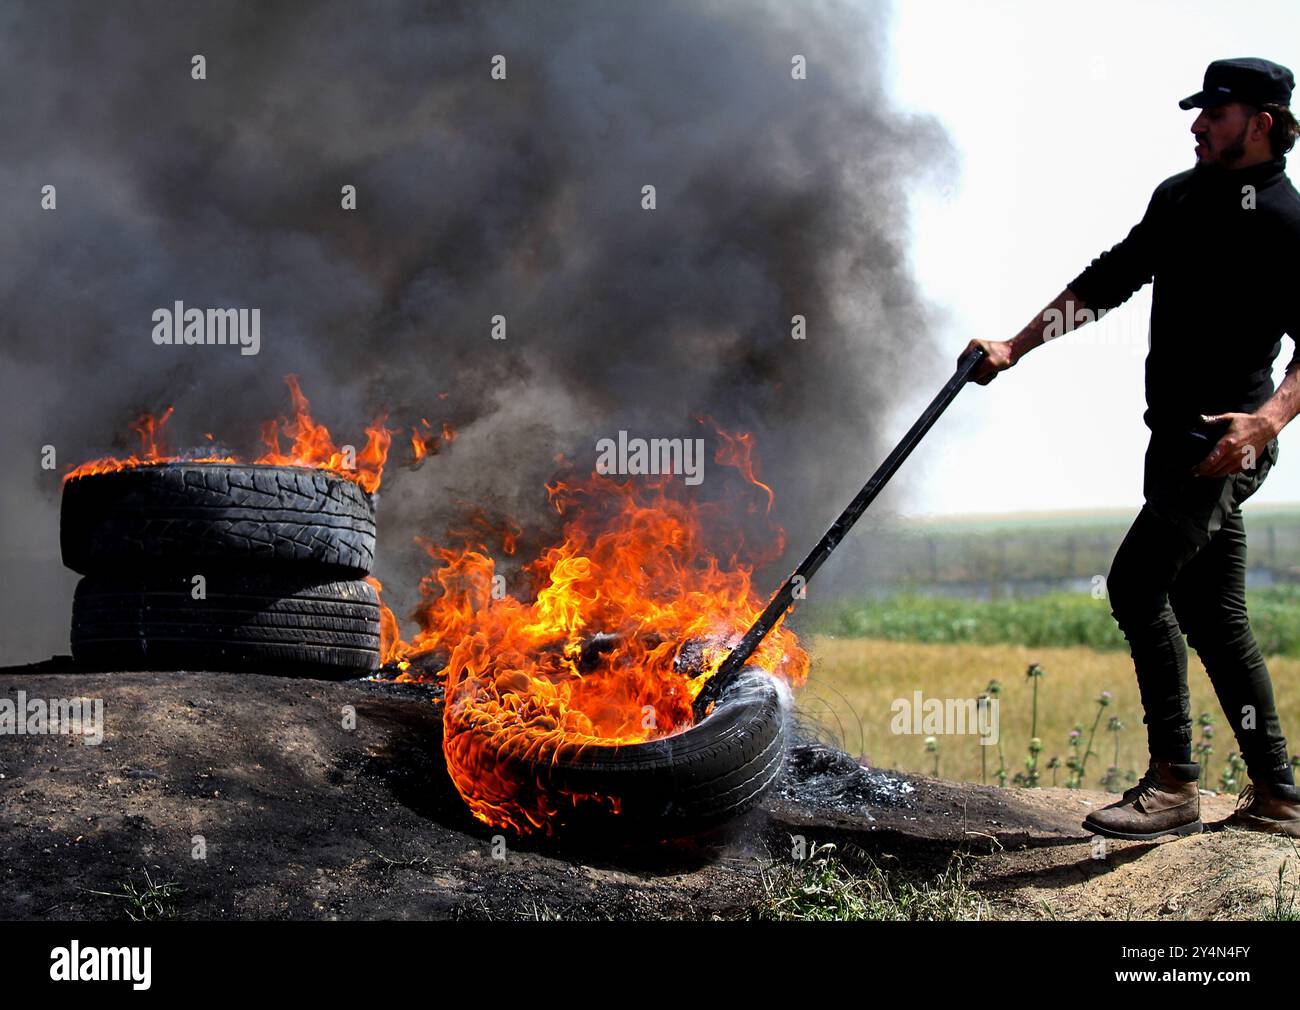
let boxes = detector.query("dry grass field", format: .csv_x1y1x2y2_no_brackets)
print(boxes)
799,635,1300,791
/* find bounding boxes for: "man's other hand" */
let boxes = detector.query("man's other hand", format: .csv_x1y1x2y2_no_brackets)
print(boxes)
1191,412,1280,477
961,338,1017,385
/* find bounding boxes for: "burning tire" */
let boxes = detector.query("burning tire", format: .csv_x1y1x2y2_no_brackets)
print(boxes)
461,670,788,835
61,463,377,577
70,573,381,676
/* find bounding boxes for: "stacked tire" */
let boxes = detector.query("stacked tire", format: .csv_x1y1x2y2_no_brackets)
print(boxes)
63,463,382,678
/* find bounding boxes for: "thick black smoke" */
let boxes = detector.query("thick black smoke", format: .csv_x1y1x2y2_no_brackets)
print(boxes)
0,0,953,662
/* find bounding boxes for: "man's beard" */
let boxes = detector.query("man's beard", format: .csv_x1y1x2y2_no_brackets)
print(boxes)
1218,122,1250,164
1197,121,1251,170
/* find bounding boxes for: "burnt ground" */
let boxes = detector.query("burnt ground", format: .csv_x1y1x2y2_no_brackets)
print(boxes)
1,664,1295,921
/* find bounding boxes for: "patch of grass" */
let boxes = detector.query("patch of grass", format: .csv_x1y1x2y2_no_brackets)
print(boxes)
816,592,1125,651
756,842,988,921
519,900,567,921
455,895,615,921
86,869,183,921
813,587,1300,657
372,853,432,874
1262,851,1300,922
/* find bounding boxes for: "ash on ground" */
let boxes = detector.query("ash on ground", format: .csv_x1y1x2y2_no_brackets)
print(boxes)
776,739,915,819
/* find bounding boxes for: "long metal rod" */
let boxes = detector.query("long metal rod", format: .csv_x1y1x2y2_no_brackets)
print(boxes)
691,346,987,720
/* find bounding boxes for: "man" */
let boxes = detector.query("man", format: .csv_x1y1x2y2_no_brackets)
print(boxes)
962,58,1300,840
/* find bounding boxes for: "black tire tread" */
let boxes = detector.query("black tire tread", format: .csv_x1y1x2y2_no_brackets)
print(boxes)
71,573,381,677
61,463,377,576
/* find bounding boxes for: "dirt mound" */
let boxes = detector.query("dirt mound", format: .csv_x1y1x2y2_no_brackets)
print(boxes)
975,786,1297,920
1,666,1292,920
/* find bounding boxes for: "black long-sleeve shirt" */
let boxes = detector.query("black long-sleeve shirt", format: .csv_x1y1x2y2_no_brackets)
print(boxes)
1068,155,1300,433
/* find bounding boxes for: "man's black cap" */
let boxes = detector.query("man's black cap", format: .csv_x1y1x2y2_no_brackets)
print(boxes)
1179,57,1294,110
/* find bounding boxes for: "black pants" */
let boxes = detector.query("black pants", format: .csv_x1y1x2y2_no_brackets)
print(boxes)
1107,430,1292,785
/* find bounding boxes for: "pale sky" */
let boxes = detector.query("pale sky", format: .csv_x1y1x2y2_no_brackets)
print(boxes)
887,0,1300,516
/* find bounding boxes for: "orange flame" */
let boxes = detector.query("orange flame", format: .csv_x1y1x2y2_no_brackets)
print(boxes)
253,375,392,494
409,417,456,468
365,576,404,665
62,406,238,481
60,375,450,493
394,429,808,835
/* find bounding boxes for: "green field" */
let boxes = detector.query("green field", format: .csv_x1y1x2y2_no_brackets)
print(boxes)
812,585,1300,657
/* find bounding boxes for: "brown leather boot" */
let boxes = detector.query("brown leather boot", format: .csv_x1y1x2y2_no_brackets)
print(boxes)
1083,760,1202,840
1225,780,1300,839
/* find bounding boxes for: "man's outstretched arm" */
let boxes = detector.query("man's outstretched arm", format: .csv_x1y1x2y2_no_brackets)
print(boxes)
960,287,1090,384
960,185,1163,384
